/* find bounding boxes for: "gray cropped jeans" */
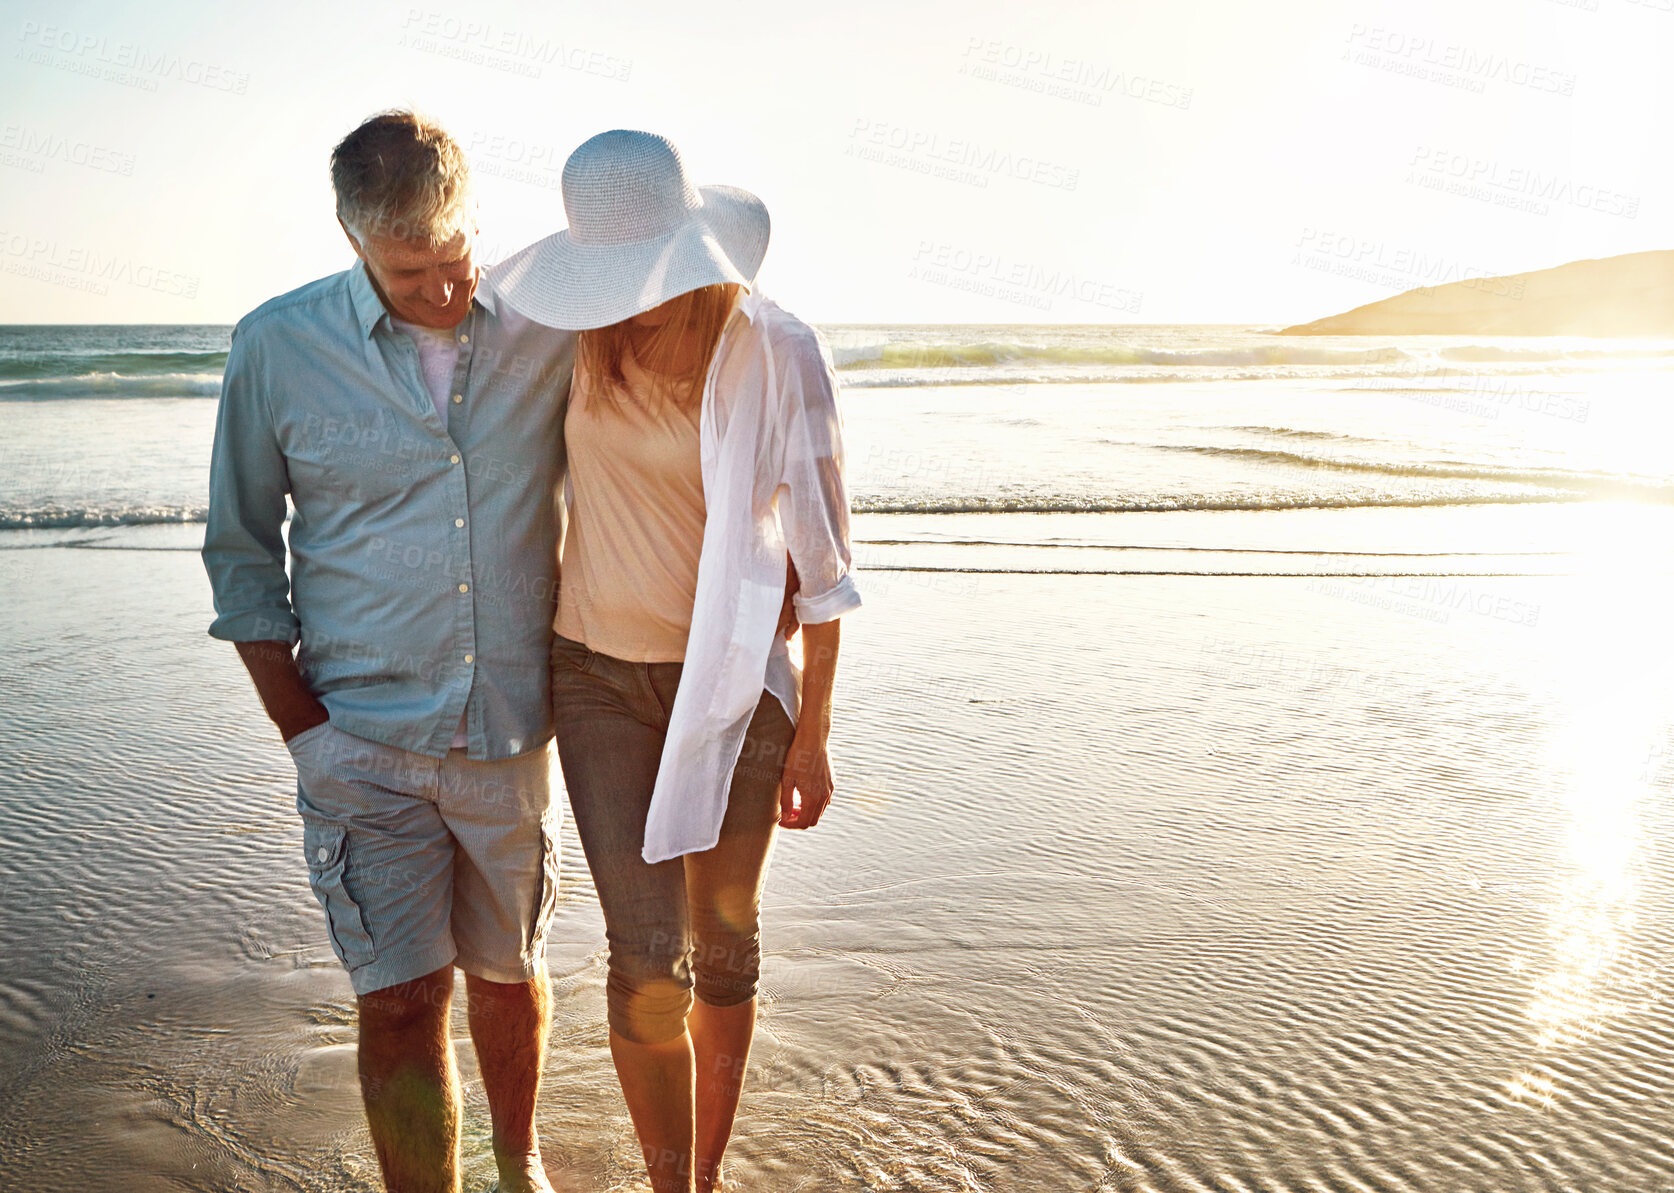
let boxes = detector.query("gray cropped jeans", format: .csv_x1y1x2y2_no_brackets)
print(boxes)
549,632,796,1045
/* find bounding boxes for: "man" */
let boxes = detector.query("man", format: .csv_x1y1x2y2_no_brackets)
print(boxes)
203,110,574,1193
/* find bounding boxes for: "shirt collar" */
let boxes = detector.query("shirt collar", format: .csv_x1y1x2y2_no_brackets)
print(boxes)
348,258,387,340
349,256,497,340
735,285,763,324
473,271,499,316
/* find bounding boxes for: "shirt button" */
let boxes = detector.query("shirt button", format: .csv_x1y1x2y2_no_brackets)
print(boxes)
450,454,460,464
458,334,469,344
464,653,474,664
455,518,465,528
316,846,328,862
452,394,462,403
458,583,469,593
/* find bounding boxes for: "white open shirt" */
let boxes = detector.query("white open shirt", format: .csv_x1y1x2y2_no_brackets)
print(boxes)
538,286,863,863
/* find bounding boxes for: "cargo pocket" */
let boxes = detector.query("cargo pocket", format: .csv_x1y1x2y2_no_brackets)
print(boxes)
303,820,376,970
529,808,561,952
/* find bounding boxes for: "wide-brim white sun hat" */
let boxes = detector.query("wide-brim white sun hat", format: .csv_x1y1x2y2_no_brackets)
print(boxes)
485,129,770,331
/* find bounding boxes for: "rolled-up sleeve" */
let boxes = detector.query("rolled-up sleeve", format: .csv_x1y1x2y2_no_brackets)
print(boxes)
202,324,298,643
778,331,862,625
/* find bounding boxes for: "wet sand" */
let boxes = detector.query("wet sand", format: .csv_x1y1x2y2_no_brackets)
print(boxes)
2,524,1673,1192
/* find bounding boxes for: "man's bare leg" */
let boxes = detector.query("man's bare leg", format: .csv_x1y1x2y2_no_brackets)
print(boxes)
357,964,461,1193
463,970,555,1193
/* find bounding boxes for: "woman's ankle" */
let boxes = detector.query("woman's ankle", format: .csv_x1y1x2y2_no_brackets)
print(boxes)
695,1155,727,1193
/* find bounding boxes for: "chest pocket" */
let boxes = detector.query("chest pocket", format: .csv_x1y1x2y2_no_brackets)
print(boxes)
282,403,441,505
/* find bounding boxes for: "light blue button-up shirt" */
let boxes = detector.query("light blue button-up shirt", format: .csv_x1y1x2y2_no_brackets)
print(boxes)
202,258,575,760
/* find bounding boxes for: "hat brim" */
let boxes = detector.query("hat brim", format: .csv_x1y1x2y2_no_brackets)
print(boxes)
485,185,769,331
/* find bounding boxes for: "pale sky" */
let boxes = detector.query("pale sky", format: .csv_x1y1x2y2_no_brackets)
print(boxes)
0,0,1667,325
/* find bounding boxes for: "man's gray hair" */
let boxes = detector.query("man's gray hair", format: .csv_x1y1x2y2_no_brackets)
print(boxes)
330,108,474,248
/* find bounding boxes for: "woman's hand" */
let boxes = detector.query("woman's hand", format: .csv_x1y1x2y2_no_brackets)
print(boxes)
778,727,833,829
778,619,839,829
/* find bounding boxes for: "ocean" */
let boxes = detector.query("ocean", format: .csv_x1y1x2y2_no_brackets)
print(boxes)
2,320,1673,1192
5,322,1674,532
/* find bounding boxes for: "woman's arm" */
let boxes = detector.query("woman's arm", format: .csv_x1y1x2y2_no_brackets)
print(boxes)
779,618,839,829
775,322,860,829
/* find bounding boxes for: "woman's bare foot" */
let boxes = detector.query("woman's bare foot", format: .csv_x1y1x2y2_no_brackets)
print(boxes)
695,1158,727,1193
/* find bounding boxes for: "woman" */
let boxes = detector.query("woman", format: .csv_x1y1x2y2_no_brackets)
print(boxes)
486,130,861,1193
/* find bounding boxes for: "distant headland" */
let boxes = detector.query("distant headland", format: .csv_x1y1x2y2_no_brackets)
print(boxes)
1279,249,1674,336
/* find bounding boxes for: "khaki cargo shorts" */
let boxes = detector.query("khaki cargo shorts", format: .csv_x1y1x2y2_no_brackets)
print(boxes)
286,720,560,996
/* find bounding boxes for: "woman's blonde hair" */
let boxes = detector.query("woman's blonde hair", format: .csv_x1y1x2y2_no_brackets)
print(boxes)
578,282,743,415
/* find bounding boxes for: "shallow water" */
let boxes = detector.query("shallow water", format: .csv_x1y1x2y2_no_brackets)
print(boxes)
3,520,1671,1191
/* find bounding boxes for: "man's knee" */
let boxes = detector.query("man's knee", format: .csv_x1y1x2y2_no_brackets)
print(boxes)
359,964,454,1030
461,967,551,1030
